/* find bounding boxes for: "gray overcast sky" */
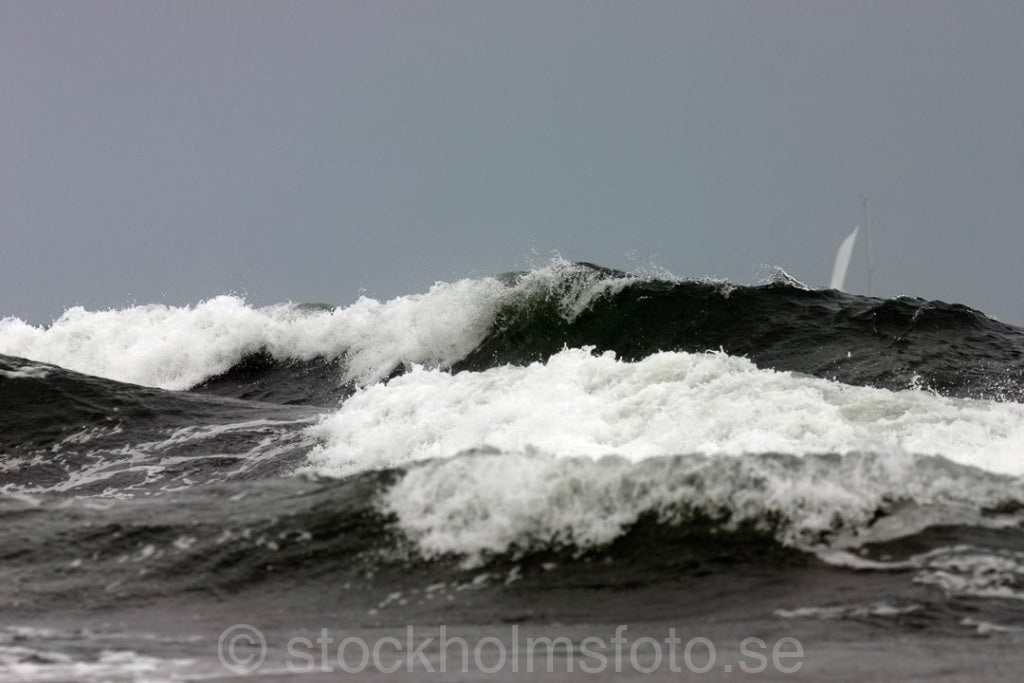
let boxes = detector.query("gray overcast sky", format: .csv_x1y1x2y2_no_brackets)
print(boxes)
2,1,1023,325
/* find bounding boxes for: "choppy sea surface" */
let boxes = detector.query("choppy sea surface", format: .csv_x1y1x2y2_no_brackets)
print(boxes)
2,261,1024,680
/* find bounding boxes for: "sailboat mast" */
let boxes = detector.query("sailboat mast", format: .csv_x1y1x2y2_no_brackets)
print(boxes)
861,196,874,296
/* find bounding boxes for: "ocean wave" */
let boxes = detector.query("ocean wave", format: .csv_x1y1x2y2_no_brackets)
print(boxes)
379,450,1022,565
0,261,634,393
4,260,1020,402
0,355,316,494
305,347,1024,478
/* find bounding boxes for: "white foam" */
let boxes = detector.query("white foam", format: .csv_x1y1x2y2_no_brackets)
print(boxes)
960,617,1024,635
912,546,1024,600
378,450,1020,563
0,365,51,380
0,260,635,391
774,603,922,620
0,648,194,682
299,347,1024,561
306,347,1024,477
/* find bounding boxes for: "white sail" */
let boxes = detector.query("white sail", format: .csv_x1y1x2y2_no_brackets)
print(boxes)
829,226,859,291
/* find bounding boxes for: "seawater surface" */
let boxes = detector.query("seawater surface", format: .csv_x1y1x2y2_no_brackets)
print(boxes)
3,261,1024,680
